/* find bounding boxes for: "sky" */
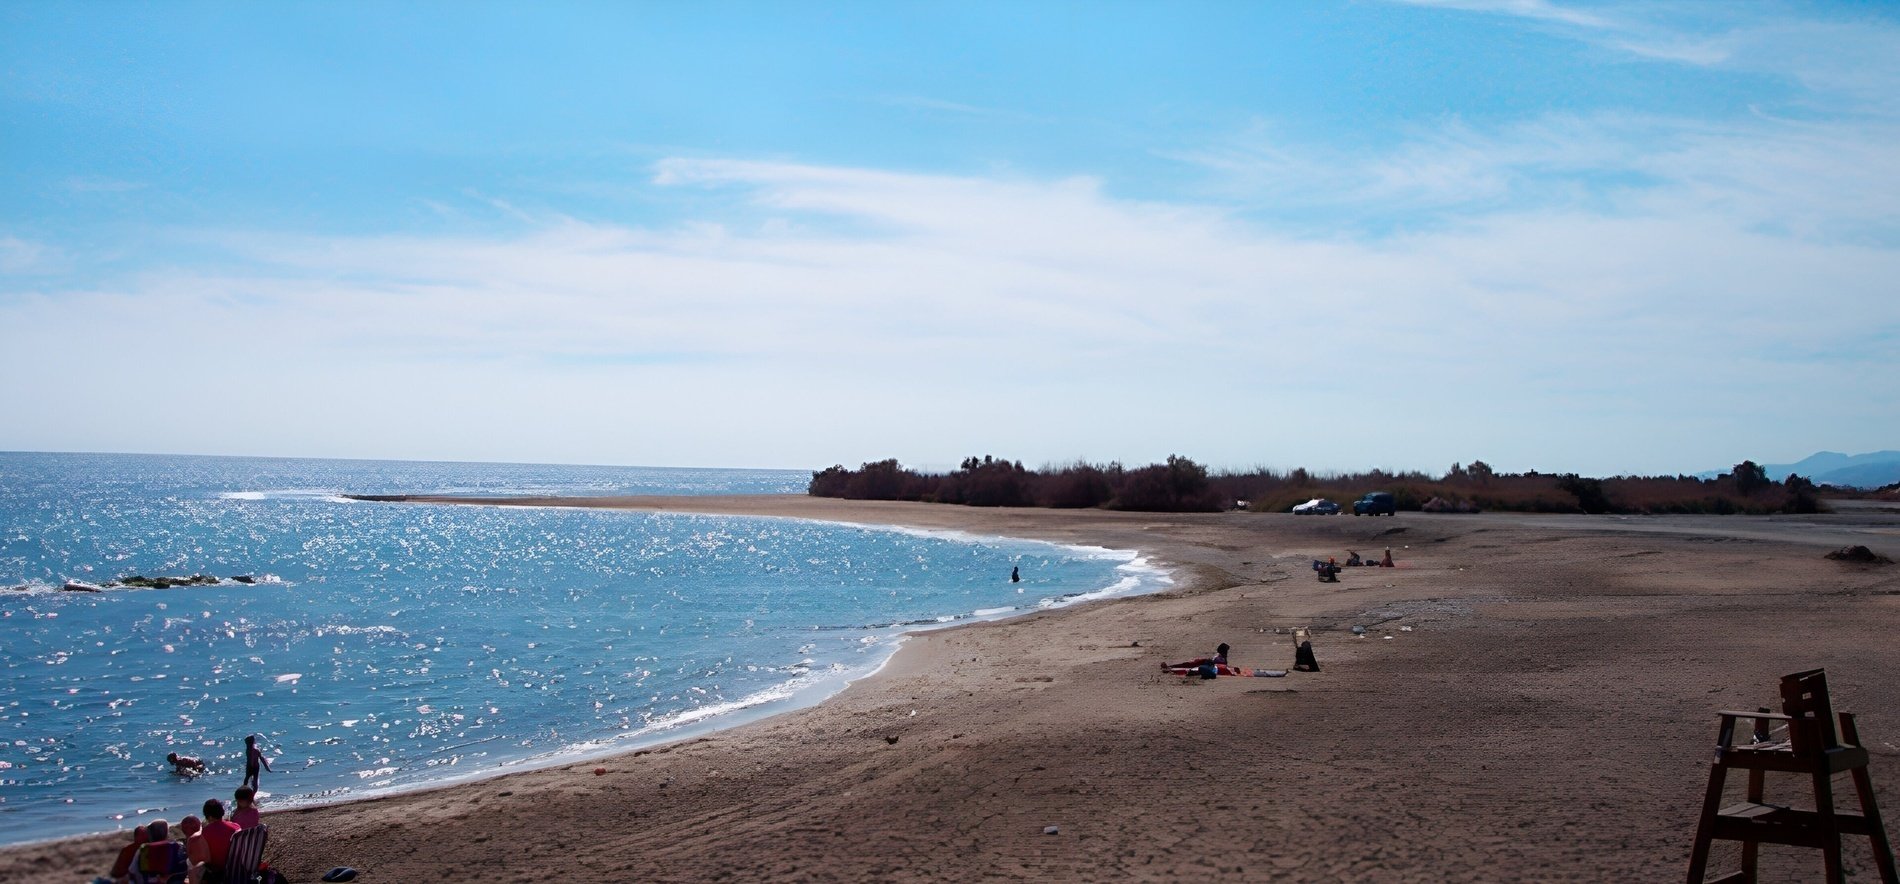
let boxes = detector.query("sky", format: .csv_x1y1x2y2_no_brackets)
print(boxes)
2,0,1896,476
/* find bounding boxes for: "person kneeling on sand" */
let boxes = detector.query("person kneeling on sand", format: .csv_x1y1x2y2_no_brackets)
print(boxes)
1161,643,1230,670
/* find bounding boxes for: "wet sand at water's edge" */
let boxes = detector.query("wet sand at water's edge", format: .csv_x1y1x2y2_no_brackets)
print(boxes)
6,496,1899,881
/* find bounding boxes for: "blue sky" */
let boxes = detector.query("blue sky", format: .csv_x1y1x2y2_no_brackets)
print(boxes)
3,1,1896,475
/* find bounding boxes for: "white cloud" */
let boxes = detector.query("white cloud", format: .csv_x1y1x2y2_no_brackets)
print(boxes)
1390,0,1900,113
1391,0,1614,31
64,176,148,194
0,236,55,274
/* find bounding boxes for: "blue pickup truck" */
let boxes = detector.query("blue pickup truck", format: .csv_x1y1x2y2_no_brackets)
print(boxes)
1352,492,1397,516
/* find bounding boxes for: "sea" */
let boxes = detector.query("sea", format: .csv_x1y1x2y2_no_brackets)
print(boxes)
0,452,1167,846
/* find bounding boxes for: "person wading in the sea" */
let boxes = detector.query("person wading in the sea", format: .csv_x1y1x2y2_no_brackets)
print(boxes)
241,735,271,791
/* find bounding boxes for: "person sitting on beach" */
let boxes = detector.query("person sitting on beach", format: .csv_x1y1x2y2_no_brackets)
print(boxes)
231,786,261,830
135,819,189,884
108,826,149,884
193,798,242,884
1161,642,1230,670
173,815,202,884
241,735,271,791
167,752,206,776
1345,550,1362,566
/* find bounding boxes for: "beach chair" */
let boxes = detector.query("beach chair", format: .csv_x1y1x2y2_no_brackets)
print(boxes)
129,838,189,884
226,824,270,884
1686,669,1899,884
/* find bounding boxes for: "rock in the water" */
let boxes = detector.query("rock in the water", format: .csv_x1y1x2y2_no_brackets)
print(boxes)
231,575,256,584
119,573,223,589
1825,545,1893,564
61,580,104,593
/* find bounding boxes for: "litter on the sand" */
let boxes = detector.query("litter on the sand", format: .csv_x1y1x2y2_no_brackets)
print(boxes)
1351,625,1366,635
1044,825,1060,835
1400,625,1414,632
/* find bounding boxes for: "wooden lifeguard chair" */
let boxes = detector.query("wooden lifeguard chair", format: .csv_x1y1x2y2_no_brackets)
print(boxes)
1687,668,1899,883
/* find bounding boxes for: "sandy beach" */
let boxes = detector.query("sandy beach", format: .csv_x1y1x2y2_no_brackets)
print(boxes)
7,497,1899,882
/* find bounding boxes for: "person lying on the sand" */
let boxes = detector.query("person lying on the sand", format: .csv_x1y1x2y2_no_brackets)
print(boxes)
1161,642,1229,670
167,752,207,776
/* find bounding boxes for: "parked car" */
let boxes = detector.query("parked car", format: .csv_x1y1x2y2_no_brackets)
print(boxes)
1352,492,1397,516
1292,497,1341,515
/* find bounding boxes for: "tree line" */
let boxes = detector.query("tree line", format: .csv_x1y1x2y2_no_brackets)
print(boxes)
807,457,1825,515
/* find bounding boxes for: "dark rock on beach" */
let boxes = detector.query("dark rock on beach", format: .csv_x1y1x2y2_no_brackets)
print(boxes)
1825,545,1894,564
231,574,256,584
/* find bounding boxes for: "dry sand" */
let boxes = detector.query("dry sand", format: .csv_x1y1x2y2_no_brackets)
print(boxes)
7,498,1900,882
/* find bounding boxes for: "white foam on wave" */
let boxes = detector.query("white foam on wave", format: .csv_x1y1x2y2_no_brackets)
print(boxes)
218,491,268,501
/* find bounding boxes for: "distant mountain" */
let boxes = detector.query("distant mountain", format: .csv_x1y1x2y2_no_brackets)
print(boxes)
1701,450,1900,489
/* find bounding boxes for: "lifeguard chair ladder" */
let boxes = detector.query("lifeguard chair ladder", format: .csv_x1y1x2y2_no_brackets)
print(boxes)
1687,668,1899,883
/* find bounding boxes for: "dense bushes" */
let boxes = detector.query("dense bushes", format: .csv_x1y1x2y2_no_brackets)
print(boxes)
811,456,1828,515
808,455,1222,512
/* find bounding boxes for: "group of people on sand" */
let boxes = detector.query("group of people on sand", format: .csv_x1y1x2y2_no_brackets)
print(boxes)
1163,634,1321,677
103,736,274,884
103,786,265,884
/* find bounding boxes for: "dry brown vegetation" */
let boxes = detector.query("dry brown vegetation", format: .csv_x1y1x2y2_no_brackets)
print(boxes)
810,457,1827,515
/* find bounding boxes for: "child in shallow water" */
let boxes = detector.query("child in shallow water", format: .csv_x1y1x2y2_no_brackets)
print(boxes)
242,735,271,790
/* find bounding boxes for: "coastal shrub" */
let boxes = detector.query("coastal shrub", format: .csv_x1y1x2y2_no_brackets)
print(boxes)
947,456,1032,507
1109,455,1223,513
1039,463,1116,509
809,456,1834,515
1556,474,1611,514
1731,460,1771,496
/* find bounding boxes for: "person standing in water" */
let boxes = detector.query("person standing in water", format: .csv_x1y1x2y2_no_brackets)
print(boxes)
1010,566,1021,583
241,735,271,791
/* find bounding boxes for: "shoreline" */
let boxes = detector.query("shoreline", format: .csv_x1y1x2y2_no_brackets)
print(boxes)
0,498,1174,850
6,498,1899,881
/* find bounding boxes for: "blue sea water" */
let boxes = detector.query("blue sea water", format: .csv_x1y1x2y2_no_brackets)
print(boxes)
0,452,1165,846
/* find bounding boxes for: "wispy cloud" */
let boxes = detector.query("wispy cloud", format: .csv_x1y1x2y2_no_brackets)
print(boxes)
1392,0,1613,31
1390,0,1900,103
870,95,1030,120
0,236,56,274
4,146,1895,470
1178,109,1900,244
64,176,148,194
